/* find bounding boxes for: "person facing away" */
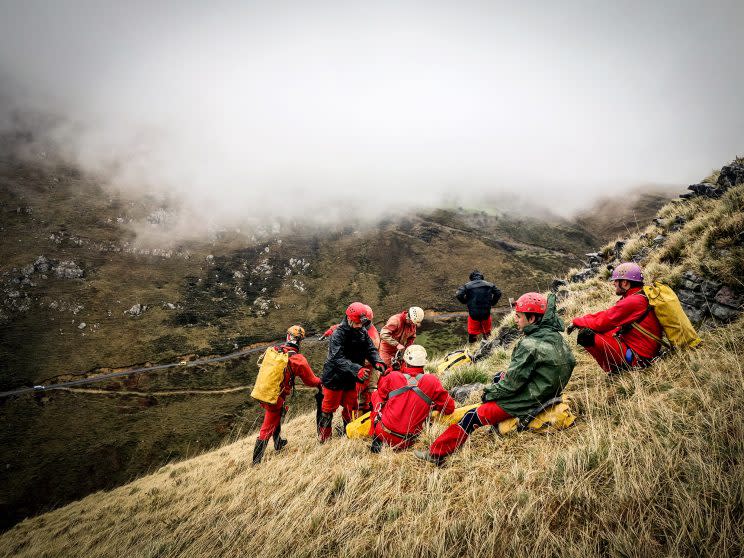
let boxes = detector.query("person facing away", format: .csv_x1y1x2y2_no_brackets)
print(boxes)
456,270,502,343
377,306,425,367
319,302,386,443
252,325,322,465
369,344,455,452
416,292,575,465
568,262,662,374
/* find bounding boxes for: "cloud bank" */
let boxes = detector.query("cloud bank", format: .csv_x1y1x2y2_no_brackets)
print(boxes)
1,0,742,233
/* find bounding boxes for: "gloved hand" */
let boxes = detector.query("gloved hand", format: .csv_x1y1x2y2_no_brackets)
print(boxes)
374,362,387,373
566,324,576,334
357,368,370,382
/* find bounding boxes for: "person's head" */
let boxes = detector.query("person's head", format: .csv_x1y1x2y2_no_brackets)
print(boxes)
345,302,371,329
403,344,427,367
469,270,484,281
513,292,547,331
286,325,306,347
610,262,644,295
407,306,424,327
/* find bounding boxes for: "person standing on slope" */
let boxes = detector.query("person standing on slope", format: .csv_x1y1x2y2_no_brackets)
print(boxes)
319,304,380,346
369,344,454,452
416,293,575,465
567,262,662,373
319,303,386,443
253,325,322,465
456,270,502,343
378,306,424,367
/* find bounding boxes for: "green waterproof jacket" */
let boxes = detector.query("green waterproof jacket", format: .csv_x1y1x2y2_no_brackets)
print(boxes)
482,294,575,417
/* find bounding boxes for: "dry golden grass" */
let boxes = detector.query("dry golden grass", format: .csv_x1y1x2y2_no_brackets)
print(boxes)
1,294,741,557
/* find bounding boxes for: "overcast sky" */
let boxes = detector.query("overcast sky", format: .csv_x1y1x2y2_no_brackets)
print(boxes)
0,0,742,229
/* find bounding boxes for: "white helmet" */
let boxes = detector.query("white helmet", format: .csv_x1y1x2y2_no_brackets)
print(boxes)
408,306,424,326
403,344,427,367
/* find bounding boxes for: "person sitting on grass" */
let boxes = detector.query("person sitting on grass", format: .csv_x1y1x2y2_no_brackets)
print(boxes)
415,292,575,465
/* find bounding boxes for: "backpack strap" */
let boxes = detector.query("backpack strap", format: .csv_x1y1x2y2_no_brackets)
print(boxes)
387,374,433,406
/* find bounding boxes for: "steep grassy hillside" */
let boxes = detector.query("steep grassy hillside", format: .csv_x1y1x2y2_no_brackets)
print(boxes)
0,163,741,556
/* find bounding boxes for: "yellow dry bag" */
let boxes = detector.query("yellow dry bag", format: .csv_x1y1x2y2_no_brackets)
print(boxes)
346,411,373,439
436,349,472,374
636,282,701,349
250,347,289,405
497,396,576,435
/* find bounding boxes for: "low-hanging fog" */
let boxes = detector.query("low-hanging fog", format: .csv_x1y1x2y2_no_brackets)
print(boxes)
1,0,742,236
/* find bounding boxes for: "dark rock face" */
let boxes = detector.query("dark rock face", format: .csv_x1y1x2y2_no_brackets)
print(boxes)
571,268,596,283
676,272,742,324
717,163,744,190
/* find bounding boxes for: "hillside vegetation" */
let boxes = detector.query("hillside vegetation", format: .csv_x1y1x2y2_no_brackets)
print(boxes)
1,165,742,556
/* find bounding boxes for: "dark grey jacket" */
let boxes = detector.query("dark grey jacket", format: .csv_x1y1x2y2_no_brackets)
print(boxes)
322,318,384,390
456,274,502,320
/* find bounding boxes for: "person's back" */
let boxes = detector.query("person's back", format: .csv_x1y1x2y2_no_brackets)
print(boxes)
378,368,452,436
456,270,502,342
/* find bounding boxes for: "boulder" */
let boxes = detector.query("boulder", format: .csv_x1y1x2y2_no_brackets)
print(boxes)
682,303,707,324
710,304,740,322
614,240,626,261
570,268,596,283
717,163,744,190
124,303,147,317
714,286,744,309
652,234,666,246
550,279,568,293
449,383,485,404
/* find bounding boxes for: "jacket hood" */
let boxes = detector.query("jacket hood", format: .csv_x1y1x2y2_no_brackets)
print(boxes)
523,293,565,335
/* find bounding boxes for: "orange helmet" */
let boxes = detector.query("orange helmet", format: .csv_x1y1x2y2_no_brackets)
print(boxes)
286,325,306,345
513,292,547,315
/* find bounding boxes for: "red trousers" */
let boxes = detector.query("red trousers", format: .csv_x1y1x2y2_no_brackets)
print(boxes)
321,387,359,423
258,398,286,440
371,420,417,450
583,332,645,373
429,401,512,458
467,316,492,336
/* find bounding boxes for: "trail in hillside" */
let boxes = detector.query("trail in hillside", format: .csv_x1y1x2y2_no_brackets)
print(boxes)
57,385,320,397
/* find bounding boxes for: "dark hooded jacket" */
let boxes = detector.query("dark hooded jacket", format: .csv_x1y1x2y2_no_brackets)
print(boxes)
322,317,384,391
481,294,575,417
455,272,502,320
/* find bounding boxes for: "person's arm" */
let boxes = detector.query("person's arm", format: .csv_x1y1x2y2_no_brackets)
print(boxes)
572,295,647,333
380,315,401,348
455,285,468,304
429,378,455,415
491,285,502,306
482,340,536,401
289,353,321,388
364,330,385,368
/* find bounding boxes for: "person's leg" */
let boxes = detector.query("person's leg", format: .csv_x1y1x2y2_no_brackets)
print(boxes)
319,388,342,442
578,329,628,373
253,402,282,465
426,402,512,461
272,401,288,451
339,388,360,430
480,316,493,341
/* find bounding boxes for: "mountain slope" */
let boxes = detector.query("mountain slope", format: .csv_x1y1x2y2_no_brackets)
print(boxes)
1,162,741,557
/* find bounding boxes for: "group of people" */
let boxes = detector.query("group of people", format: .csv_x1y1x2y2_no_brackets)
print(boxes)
252,262,665,466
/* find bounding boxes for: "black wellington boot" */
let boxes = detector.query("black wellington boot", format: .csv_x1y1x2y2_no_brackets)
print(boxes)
252,438,269,466
273,424,288,451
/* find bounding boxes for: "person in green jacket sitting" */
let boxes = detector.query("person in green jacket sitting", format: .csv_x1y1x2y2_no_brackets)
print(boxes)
415,292,575,465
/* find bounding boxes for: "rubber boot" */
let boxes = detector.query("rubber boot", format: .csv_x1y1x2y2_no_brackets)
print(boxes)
273,424,288,452
428,424,470,461
318,412,333,443
252,438,269,466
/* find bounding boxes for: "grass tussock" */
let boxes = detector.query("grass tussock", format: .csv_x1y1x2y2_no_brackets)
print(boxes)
2,311,742,557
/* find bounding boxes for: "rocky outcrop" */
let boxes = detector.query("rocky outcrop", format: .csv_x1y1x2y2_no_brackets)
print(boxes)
677,272,743,323
449,383,485,404
124,303,147,317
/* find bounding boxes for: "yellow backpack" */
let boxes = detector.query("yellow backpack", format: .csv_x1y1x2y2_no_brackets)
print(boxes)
634,282,701,349
250,347,289,405
436,349,472,374
496,396,576,435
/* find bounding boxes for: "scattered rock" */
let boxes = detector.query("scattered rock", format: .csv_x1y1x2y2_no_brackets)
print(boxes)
54,261,83,279
683,183,724,199
78,322,87,330
124,303,147,317
652,234,666,247
449,383,485,404
34,256,51,273
550,279,568,293
163,302,176,310
714,286,744,309
570,268,596,283
710,304,740,322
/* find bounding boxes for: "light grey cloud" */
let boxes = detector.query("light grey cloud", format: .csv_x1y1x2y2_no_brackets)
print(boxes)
1,0,742,235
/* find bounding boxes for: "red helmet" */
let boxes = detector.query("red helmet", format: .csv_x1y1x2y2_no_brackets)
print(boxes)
346,302,370,324
363,304,374,321
514,292,547,315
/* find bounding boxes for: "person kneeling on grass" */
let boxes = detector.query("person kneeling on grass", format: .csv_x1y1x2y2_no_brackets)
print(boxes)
415,292,575,465
369,344,455,453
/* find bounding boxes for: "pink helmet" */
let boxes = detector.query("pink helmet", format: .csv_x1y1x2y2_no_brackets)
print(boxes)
610,262,644,283
514,292,547,315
